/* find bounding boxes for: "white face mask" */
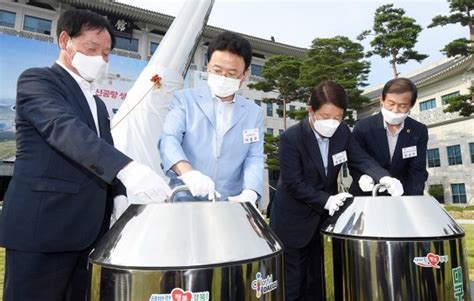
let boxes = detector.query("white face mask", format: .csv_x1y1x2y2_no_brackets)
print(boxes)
71,49,108,83
207,72,241,98
312,118,340,138
381,106,409,125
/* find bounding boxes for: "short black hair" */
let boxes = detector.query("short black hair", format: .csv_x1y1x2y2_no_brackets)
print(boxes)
309,81,348,112
57,9,116,49
381,77,418,106
207,31,252,70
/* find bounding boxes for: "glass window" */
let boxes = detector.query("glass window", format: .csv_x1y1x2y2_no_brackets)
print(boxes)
266,102,273,117
451,183,467,204
419,98,436,111
447,145,462,165
115,37,139,52
23,15,51,35
427,148,440,168
203,52,208,67
442,91,460,105
251,64,263,77
0,10,16,28
289,105,296,112
267,128,274,135
470,143,474,163
150,42,159,56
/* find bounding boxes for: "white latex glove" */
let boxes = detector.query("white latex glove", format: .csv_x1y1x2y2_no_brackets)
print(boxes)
379,176,404,196
110,195,129,227
117,161,171,204
358,174,375,192
228,189,259,208
179,170,220,200
324,192,353,216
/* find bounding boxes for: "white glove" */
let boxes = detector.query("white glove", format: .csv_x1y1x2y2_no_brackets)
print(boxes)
117,161,171,204
358,174,375,192
179,170,220,200
110,195,129,227
379,176,404,196
324,192,352,216
228,189,259,208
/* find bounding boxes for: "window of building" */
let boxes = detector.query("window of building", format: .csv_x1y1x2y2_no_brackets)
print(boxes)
266,102,273,117
470,143,474,163
447,145,462,165
0,10,16,28
442,91,460,105
150,42,159,56
451,183,467,204
427,148,441,167
203,52,208,67
419,98,436,111
115,37,139,52
23,15,51,35
279,129,284,135
289,105,296,112
251,64,263,77
267,128,274,135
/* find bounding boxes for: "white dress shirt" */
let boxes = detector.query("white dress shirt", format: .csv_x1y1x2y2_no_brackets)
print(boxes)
384,121,404,162
56,61,100,137
312,130,329,175
212,95,235,157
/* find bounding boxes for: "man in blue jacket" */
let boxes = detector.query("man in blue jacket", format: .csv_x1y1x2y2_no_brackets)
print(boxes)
349,77,428,196
0,9,170,300
159,31,264,206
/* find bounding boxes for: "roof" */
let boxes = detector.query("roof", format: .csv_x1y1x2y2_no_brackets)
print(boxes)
362,55,473,101
59,0,307,58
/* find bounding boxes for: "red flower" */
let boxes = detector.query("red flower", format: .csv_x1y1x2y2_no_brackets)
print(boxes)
150,74,162,88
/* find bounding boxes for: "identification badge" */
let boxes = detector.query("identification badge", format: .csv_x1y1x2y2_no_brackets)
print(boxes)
332,150,348,166
243,128,259,144
402,146,417,159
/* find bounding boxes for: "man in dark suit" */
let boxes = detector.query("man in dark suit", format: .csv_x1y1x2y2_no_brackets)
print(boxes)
349,78,428,196
0,9,171,301
270,81,403,301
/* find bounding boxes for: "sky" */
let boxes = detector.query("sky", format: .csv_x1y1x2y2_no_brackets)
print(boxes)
117,0,464,87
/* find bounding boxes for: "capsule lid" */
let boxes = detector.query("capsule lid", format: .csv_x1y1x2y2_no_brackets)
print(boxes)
89,201,282,269
321,196,464,239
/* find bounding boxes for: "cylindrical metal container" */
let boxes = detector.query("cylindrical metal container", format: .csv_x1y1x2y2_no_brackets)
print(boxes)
322,194,470,301
89,188,284,301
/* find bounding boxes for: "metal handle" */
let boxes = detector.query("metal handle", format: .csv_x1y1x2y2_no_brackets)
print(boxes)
372,183,389,197
167,185,218,203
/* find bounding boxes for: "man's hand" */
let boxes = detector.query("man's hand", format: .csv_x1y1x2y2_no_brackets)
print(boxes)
379,176,404,196
179,170,219,200
324,192,352,216
117,161,171,204
228,189,258,208
358,174,374,192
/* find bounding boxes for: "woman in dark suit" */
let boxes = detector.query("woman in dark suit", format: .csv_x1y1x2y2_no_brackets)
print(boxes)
270,81,402,301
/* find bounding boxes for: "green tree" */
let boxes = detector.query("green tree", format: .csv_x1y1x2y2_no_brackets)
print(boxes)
248,55,306,129
264,134,280,171
358,3,428,78
298,36,371,125
428,0,474,57
443,85,474,116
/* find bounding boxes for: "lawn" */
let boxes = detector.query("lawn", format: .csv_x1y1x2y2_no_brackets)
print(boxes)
0,224,472,299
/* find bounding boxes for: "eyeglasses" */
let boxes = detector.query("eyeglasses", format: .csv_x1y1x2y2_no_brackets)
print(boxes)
207,68,243,80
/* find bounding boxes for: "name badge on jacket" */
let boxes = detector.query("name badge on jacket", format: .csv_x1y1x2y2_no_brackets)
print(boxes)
332,150,348,166
243,128,259,143
402,146,417,159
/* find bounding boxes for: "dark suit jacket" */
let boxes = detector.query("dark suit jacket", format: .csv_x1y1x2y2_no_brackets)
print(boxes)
0,63,131,252
270,118,389,248
348,113,428,196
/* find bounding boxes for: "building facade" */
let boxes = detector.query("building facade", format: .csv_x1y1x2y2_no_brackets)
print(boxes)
359,56,474,204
